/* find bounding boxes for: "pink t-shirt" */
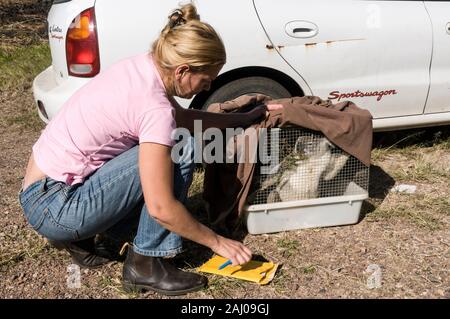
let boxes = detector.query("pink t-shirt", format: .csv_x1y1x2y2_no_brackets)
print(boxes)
33,53,176,185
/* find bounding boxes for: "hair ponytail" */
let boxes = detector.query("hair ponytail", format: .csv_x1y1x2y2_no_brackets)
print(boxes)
152,3,226,72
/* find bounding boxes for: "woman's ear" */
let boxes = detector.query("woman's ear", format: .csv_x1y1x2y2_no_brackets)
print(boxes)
174,64,190,80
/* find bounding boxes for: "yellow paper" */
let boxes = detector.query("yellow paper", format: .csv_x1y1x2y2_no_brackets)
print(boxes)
197,255,278,285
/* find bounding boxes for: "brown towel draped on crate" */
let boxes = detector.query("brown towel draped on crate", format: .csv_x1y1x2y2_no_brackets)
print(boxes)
203,94,373,232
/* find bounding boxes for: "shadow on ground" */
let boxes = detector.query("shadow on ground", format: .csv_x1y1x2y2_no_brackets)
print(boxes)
359,164,395,221
373,125,450,149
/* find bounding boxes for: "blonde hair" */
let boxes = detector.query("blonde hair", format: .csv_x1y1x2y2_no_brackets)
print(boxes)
152,3,226,72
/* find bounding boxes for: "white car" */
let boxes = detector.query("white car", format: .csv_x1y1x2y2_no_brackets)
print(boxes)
33,0,450,131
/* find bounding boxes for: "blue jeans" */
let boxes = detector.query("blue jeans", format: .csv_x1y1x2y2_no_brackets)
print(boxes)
19,138,195,257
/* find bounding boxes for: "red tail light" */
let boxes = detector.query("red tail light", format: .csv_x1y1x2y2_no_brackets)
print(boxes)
66,7,100,77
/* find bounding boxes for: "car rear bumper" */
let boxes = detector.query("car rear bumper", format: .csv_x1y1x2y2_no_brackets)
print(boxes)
32,66,88,123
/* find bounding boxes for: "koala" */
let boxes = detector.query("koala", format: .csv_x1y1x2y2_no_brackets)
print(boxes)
262,135,349,203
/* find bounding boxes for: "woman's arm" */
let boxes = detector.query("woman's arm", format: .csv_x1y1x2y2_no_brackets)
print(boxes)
139,142,252,266
171,98,267,133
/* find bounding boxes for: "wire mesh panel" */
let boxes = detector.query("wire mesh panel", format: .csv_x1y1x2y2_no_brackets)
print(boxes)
248,127,369,206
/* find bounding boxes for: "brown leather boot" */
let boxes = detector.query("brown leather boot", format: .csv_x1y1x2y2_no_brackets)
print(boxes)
48,237,111,268
122,247,207,296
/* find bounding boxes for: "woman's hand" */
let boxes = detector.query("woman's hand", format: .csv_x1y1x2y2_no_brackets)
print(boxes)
210,235,252,266
173,96,284,132
267,103,284,111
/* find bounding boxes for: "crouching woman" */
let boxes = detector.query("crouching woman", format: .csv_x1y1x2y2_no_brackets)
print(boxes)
19,4,266,296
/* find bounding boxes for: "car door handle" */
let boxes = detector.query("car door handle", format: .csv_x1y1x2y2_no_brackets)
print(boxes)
285,21,318,38
293,27,314,33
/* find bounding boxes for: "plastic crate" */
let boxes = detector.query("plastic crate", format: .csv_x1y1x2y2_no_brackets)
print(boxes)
243,128,369,234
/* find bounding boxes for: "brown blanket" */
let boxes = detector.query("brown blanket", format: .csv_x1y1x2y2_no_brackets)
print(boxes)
203,94,373,231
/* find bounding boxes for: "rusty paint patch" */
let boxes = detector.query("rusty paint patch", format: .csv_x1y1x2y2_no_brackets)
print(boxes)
266,44,285,51
326,38,366,45
301,39,366,47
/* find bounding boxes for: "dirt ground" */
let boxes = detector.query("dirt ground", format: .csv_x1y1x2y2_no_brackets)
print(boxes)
0,1,448,299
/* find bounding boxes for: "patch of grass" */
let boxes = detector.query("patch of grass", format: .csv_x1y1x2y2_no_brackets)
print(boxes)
206,276,226,291
0,43,50,90
277,238,299,250
390,154,448,182
206,276,241,298
302,265,316,274
186,168,207,220
371,148,387,162
5,106,43,131
0,251,27,267
0,233,47,268
271,268,292,294
0,43,49,131
366,193,447,230
97,275,136,298
440,138,450,150
188,168,204,197
117,286,142,299
276,238,300,258
98,275,115,288
433,197,450,216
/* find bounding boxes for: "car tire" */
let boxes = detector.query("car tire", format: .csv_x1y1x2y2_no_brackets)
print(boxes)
202,76,292,110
